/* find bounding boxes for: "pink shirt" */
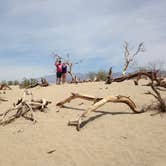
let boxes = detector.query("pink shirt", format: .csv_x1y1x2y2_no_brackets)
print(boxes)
56,63,62,72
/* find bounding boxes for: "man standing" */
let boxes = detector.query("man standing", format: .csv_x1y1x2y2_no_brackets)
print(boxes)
55,60,62,84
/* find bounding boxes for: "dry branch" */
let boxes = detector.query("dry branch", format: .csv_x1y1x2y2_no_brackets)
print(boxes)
56,93,143,131
122,42,144,75
66,62,79,83
0,90,51,126
0,97,8,102
106,70,166,89
56,93,103,107
0,84,12,90
145,83,166,114
26,78,49,89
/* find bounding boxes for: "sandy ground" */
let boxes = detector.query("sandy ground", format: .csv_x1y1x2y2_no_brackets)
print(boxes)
0,80,166,166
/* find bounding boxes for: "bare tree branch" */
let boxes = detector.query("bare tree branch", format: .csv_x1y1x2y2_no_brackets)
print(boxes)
122,42,144,75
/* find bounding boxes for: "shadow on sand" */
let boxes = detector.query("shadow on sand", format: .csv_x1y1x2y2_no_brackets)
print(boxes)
62,105,140,130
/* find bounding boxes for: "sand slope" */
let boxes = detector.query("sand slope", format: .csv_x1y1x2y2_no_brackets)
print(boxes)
0,81,166,166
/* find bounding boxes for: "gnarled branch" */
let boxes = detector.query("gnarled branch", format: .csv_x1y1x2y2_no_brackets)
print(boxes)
0,91,51,126
56,93,144,131
122,42,144,75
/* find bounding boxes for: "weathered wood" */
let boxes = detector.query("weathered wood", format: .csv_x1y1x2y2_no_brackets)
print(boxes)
56,93,103,107
106,70,166,89
26,78,49,89
0,91,51,126
106,67,113,84
122,42,144,75
57,92,143,131
145,83,166,113
0,84,12,90
0,97,8,102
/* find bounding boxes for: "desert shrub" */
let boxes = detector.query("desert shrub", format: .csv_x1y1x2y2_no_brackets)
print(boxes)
13,80,19,85
7,81,13,85
96,70,107,81
19,78,38,88
1,80,7,84
87,72,97,80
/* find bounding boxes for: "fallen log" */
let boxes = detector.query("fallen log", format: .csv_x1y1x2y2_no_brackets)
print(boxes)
106,70,166,88
110,71,155,83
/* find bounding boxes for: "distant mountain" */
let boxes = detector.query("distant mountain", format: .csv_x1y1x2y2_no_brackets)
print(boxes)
112,72,122,78
39,72,122,83
39,73,88,83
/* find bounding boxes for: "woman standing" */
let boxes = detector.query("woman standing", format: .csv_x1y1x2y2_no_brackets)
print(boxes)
55,60,62,84
62,62,68,84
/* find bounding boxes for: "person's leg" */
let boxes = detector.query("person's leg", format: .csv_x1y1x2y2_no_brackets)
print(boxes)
59,72,62,84
56,72,61,84
64,73,67,83
58,78,60,84
56,72,59,84
61,73,64,84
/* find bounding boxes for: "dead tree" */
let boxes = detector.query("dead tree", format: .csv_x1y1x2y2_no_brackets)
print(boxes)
122,42,144,75
105,70,166,89
66,61,78,83
40,78,49,86
66,57,83,83
0,90,51,126
106,67,113,84
133,70,166,88
56,93,144,131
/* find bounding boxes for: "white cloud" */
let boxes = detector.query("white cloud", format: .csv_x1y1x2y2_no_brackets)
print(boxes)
0,0,165,80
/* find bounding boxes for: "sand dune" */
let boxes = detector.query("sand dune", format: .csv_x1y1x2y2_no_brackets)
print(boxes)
0,80,166,166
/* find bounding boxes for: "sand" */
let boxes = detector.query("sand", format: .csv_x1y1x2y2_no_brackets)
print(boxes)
0,80,166,166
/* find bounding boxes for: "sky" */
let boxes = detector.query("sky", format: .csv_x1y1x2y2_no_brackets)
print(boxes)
0,0,165,81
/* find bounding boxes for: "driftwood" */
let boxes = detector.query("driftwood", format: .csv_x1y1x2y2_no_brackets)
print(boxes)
56,93,143,131
106,67,113,84
26,78,49,89
0,97,8,103
106,70,166,89
0,84,12,90
56,93,103,107
0,90,51,126
66,62,79,84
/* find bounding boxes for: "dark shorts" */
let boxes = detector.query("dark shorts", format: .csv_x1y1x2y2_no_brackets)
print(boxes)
57,72,62,78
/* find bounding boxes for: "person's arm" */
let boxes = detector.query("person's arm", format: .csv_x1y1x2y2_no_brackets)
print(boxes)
54,59,58,66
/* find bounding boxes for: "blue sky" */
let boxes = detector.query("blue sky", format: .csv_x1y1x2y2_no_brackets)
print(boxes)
0,0,166,80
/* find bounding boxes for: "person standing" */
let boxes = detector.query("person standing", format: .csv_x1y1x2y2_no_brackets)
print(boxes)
55,60,62,84
62,62,68,84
